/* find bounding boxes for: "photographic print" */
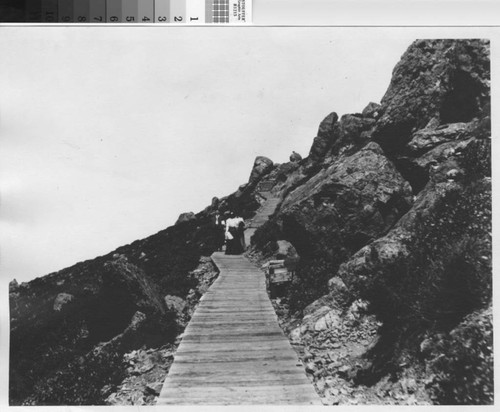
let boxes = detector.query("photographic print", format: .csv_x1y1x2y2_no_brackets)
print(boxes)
0,27,493,406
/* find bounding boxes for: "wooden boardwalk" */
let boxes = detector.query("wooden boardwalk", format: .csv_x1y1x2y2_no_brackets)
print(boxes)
157,239,319,404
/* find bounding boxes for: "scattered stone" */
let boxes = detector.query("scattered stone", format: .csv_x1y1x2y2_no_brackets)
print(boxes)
164,295,186,314
305,362,316,373
290,327,302,343
145,382,163,396
53,293,74,311
446,168,461,180
401,378,418,394
330,387,340,396
330,395,341,405
316,378,326,392
314,310,341,332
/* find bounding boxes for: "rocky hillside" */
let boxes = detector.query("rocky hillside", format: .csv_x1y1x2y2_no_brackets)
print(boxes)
10,39,491,406
9,166,270,405
250,39,492,405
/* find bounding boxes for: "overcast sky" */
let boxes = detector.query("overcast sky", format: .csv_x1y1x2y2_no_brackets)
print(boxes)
0,28,415,283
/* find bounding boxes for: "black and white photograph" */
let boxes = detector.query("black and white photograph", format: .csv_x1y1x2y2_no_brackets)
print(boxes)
0,26,496,408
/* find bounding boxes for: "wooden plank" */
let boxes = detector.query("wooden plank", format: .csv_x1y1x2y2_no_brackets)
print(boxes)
175,340,292,354
166,368,306,380
163,377,308,386
168,360,307,374
173,353,298,363
159,384,318,397
158,385,320,405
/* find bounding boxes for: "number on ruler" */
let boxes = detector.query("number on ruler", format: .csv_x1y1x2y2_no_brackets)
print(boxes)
190,17,199,21
45,12,55,22
110,16,119,22
62,16,71,22
142,16,150,22
78,16,87,22
94,16,103,22
158,16,167,22
174,16,182,22
126,16,135,22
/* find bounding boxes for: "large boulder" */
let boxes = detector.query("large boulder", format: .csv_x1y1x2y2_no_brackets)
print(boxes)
279,142,413,262
275,240,299,261
362,102,382,119
248,156,274,184
309,112,339,161
393,114,488,194
328,114,376,158
372,39,490,154
406,122,469,155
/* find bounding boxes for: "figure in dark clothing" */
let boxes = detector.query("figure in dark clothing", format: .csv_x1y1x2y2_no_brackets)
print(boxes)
238,220,246,252
213,211,225,251
225,212,245,255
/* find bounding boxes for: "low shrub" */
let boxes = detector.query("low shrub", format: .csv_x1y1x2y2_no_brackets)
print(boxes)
26,348,125,405
251,220,282,250
428,307,493,405
288,257,336,314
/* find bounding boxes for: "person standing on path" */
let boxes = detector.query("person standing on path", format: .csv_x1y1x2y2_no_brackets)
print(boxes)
225,212,245,255
237,216,246,252
213,211,225,251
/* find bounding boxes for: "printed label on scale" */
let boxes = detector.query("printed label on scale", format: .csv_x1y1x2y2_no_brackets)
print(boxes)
229,0,247,23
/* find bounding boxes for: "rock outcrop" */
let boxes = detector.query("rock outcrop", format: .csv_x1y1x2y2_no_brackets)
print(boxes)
248,156,274,184
289,151,302,162
249,39,491,406
175,212,196,225
309,112,339,161
279,142,412,261
372,39,490,154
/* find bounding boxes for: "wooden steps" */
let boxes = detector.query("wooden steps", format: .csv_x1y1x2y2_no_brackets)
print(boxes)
244,195,281,245
157,252,320,405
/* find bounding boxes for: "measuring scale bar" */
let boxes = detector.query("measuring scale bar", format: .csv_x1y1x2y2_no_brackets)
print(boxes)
1,0,251,23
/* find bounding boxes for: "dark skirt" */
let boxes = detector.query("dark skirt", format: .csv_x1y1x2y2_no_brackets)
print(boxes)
216,225,225,249
225,226,244,255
